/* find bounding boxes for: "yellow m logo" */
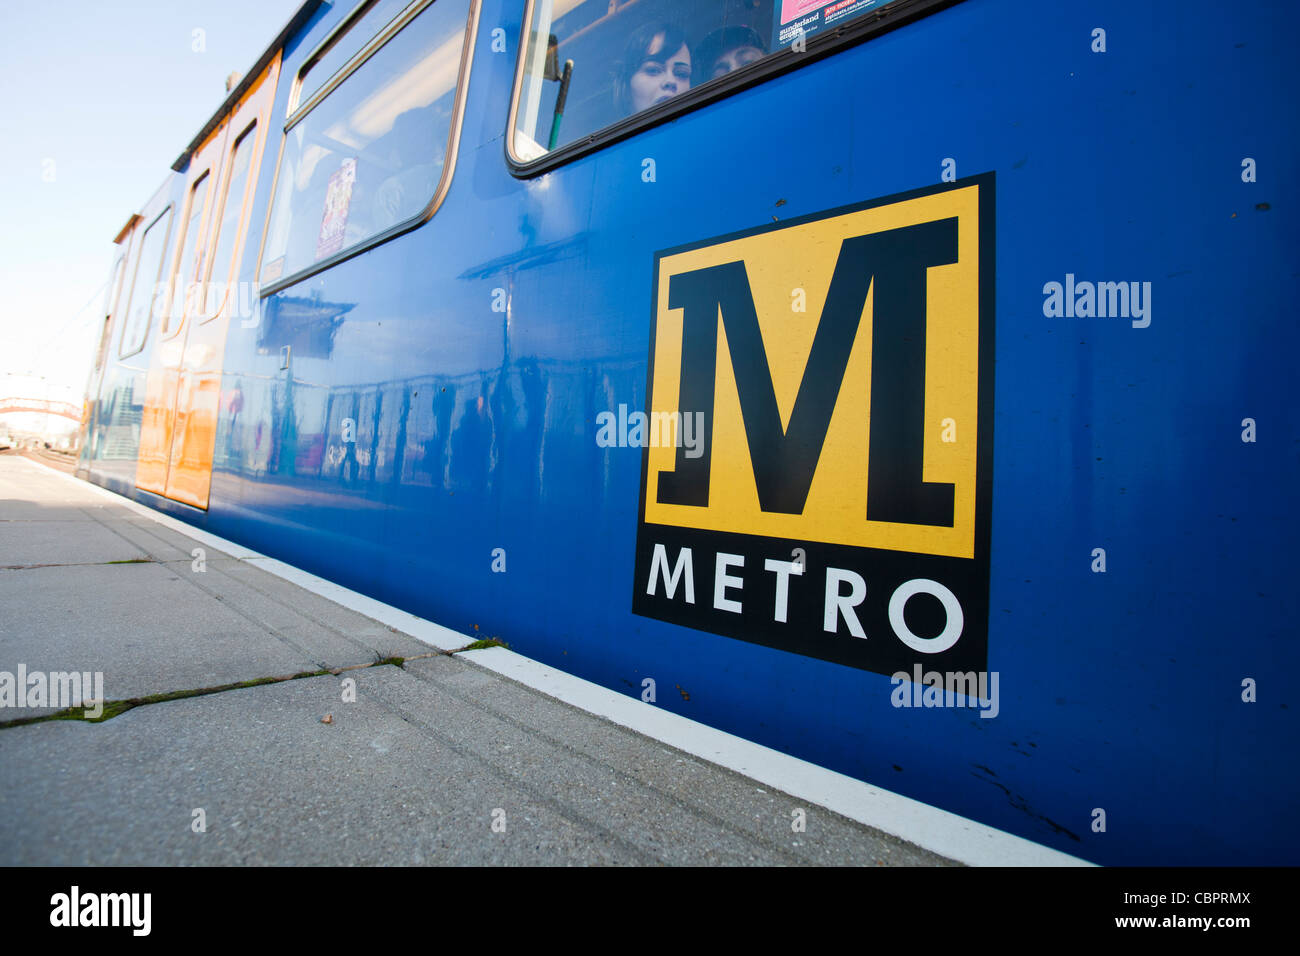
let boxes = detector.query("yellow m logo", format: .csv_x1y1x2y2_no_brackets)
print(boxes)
643,181,986,560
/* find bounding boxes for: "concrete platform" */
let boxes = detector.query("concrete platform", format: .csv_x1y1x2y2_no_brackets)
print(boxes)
0,456,959,865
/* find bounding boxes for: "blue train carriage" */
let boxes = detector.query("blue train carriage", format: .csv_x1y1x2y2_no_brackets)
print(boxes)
78,0,1299,866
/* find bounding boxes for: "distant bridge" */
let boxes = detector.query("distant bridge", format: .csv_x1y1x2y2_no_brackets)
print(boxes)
0,398,82,422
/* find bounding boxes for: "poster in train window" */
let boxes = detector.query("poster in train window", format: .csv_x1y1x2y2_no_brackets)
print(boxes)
773,0,896,48
315,158,356,261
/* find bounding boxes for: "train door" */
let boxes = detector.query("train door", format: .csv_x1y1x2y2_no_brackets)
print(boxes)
136,57,280,506
84,216,140,457
135,123,227,496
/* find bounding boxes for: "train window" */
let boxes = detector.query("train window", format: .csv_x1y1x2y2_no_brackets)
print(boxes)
118,206,174,358
106,254,127,325
200,122,258,319
165,171,210,335
259,0,477,292
94,253,127,371
509,0,920,169
294,0,411,114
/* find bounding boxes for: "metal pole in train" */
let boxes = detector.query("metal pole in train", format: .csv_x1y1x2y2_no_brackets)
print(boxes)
548,59,573,151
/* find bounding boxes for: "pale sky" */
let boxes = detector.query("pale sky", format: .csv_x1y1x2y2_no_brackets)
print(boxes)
0,0,304,403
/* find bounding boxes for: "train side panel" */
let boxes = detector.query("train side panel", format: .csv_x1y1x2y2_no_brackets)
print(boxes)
80,0,1300,865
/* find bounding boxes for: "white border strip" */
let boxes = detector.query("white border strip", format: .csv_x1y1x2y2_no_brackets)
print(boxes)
463,646,1093,867
22,458,1094,866
14,459,466,651
244,556,470,651
16,458,262,560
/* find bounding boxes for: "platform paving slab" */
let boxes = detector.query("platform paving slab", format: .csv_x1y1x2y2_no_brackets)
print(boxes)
0,455,957,865
0,667,954,865
1,458,438,716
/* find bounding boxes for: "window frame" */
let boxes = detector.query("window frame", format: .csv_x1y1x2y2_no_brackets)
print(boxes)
118,204,175,360
255,0,481,298
290,0,407,121
198,120,260,325
163,168,213,340
506,0,962,177
94,251,129,372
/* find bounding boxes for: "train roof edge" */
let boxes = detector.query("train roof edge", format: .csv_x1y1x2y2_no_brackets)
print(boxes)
169,0,326,173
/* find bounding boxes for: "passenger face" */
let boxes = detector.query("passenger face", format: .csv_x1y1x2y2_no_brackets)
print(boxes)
630,33,691,112
709,44,763,80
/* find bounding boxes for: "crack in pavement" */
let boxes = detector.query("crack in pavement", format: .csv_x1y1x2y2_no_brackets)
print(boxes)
0,655,442,730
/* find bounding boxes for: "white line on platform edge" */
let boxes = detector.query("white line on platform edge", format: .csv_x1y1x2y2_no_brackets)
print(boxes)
462,645,1092,867
27,458,1094,867
20,458,466,650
